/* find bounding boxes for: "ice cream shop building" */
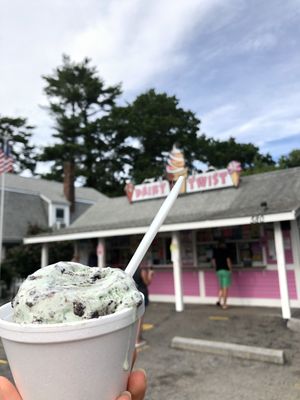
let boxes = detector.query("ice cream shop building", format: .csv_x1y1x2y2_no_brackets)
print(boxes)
24,148,300,319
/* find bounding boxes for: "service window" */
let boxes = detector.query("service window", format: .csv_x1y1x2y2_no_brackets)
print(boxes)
150,236,172,266
196,226,264,268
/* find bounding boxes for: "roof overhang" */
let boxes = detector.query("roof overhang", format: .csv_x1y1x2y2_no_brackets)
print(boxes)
23,210,297,245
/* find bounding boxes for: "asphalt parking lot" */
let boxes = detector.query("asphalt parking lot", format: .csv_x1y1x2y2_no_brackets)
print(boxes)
0,302,300,399
134,303,300,400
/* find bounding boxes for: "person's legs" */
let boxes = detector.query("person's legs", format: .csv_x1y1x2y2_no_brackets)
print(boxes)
221,270,231,309
136,302,148,347
222,287,228,309
135,318,147,348
216,271,223,306
216,288,222,306
217,270,226,306
138,316,146,341
137,318,143,342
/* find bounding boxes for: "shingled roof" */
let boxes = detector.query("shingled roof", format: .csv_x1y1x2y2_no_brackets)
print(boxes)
24,167,300,244
2,174,106,243
4,191,48,243
4,173,106,203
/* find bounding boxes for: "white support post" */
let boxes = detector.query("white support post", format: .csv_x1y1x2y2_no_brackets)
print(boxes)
274,222,291,319
291,220,300,303
171,231,184,312
41,243,49,268
97,238,106,268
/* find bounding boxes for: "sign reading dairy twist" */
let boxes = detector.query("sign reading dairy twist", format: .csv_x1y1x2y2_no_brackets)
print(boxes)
131,180,170,201
186,169,233,193
124,145,242,203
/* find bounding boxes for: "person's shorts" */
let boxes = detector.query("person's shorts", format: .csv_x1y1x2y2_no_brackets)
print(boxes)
216,269,232,288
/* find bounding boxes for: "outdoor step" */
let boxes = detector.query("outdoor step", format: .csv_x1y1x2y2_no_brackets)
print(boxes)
171,336,285,365
287,318,300,333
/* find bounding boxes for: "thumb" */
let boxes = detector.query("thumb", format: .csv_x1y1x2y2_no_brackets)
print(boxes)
0,377,22,400
117,390,132,400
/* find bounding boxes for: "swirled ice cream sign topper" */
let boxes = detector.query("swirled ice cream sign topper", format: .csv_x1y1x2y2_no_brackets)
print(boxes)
125,159,242,202
186,161,242,193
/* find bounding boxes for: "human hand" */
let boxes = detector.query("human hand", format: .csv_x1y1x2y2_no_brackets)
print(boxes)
0,377,22,400
0,369,146,400
118,369,147,400
149,269,154,278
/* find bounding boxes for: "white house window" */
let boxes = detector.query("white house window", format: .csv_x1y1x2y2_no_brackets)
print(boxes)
48,203,70,229
55,208,65,222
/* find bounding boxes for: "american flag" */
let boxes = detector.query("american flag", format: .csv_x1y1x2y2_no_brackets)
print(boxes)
0,142,13,174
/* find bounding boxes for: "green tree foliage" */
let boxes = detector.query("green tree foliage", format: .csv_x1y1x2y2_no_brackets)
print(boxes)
39,56,278,196
1,224,73,288
0,116,36,174
200,137,275,171
94,91,277,189
1,242,42,287
39,55,122,191
102,89,205,187
278,149,300,168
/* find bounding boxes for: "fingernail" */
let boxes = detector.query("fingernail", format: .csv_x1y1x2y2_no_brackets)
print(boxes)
135,368,147,378
121,390,132,399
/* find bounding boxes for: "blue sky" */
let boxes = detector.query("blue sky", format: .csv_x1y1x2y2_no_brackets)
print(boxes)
1,0,300,173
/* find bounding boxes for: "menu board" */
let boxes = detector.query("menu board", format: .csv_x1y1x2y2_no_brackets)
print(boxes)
197,225,260,242
151,237,165,265
196,225,263,267
197,229,213,242
180,231,194,267
251,242,263,263
197,244,214,265
265,224,294,264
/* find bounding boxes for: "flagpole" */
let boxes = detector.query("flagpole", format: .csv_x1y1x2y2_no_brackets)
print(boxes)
0,135,10,288
0,170,5,282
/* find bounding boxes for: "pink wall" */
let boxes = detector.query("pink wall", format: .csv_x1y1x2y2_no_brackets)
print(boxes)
150,270,200,296
150,269,298,300
204,270,298,299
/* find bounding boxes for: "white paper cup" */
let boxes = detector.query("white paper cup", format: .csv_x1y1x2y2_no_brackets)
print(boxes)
0,301,144,400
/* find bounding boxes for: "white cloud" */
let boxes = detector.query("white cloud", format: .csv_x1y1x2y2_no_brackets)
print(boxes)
67,0,225,91
242,32,277,52
201,104,239,134
0,0,300,167
204,92,300,148
0,0,228,126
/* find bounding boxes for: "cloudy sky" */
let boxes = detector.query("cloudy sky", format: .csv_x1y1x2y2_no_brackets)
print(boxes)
1,0,300,171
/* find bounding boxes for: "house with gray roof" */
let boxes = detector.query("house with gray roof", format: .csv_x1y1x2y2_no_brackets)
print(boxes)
24,167,300,319
0,172,106,258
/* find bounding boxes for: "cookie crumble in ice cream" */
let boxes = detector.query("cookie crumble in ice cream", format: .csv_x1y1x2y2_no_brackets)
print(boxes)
12,262,143,324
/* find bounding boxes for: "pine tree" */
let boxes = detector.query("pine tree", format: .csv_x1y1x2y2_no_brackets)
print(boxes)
39,55,122,193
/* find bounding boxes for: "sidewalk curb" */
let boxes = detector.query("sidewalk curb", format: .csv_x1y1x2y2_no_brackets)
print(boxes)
287,318,300,333
171,336,285,365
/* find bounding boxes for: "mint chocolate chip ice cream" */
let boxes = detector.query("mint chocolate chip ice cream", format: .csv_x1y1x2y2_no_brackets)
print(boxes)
12,262,143,324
